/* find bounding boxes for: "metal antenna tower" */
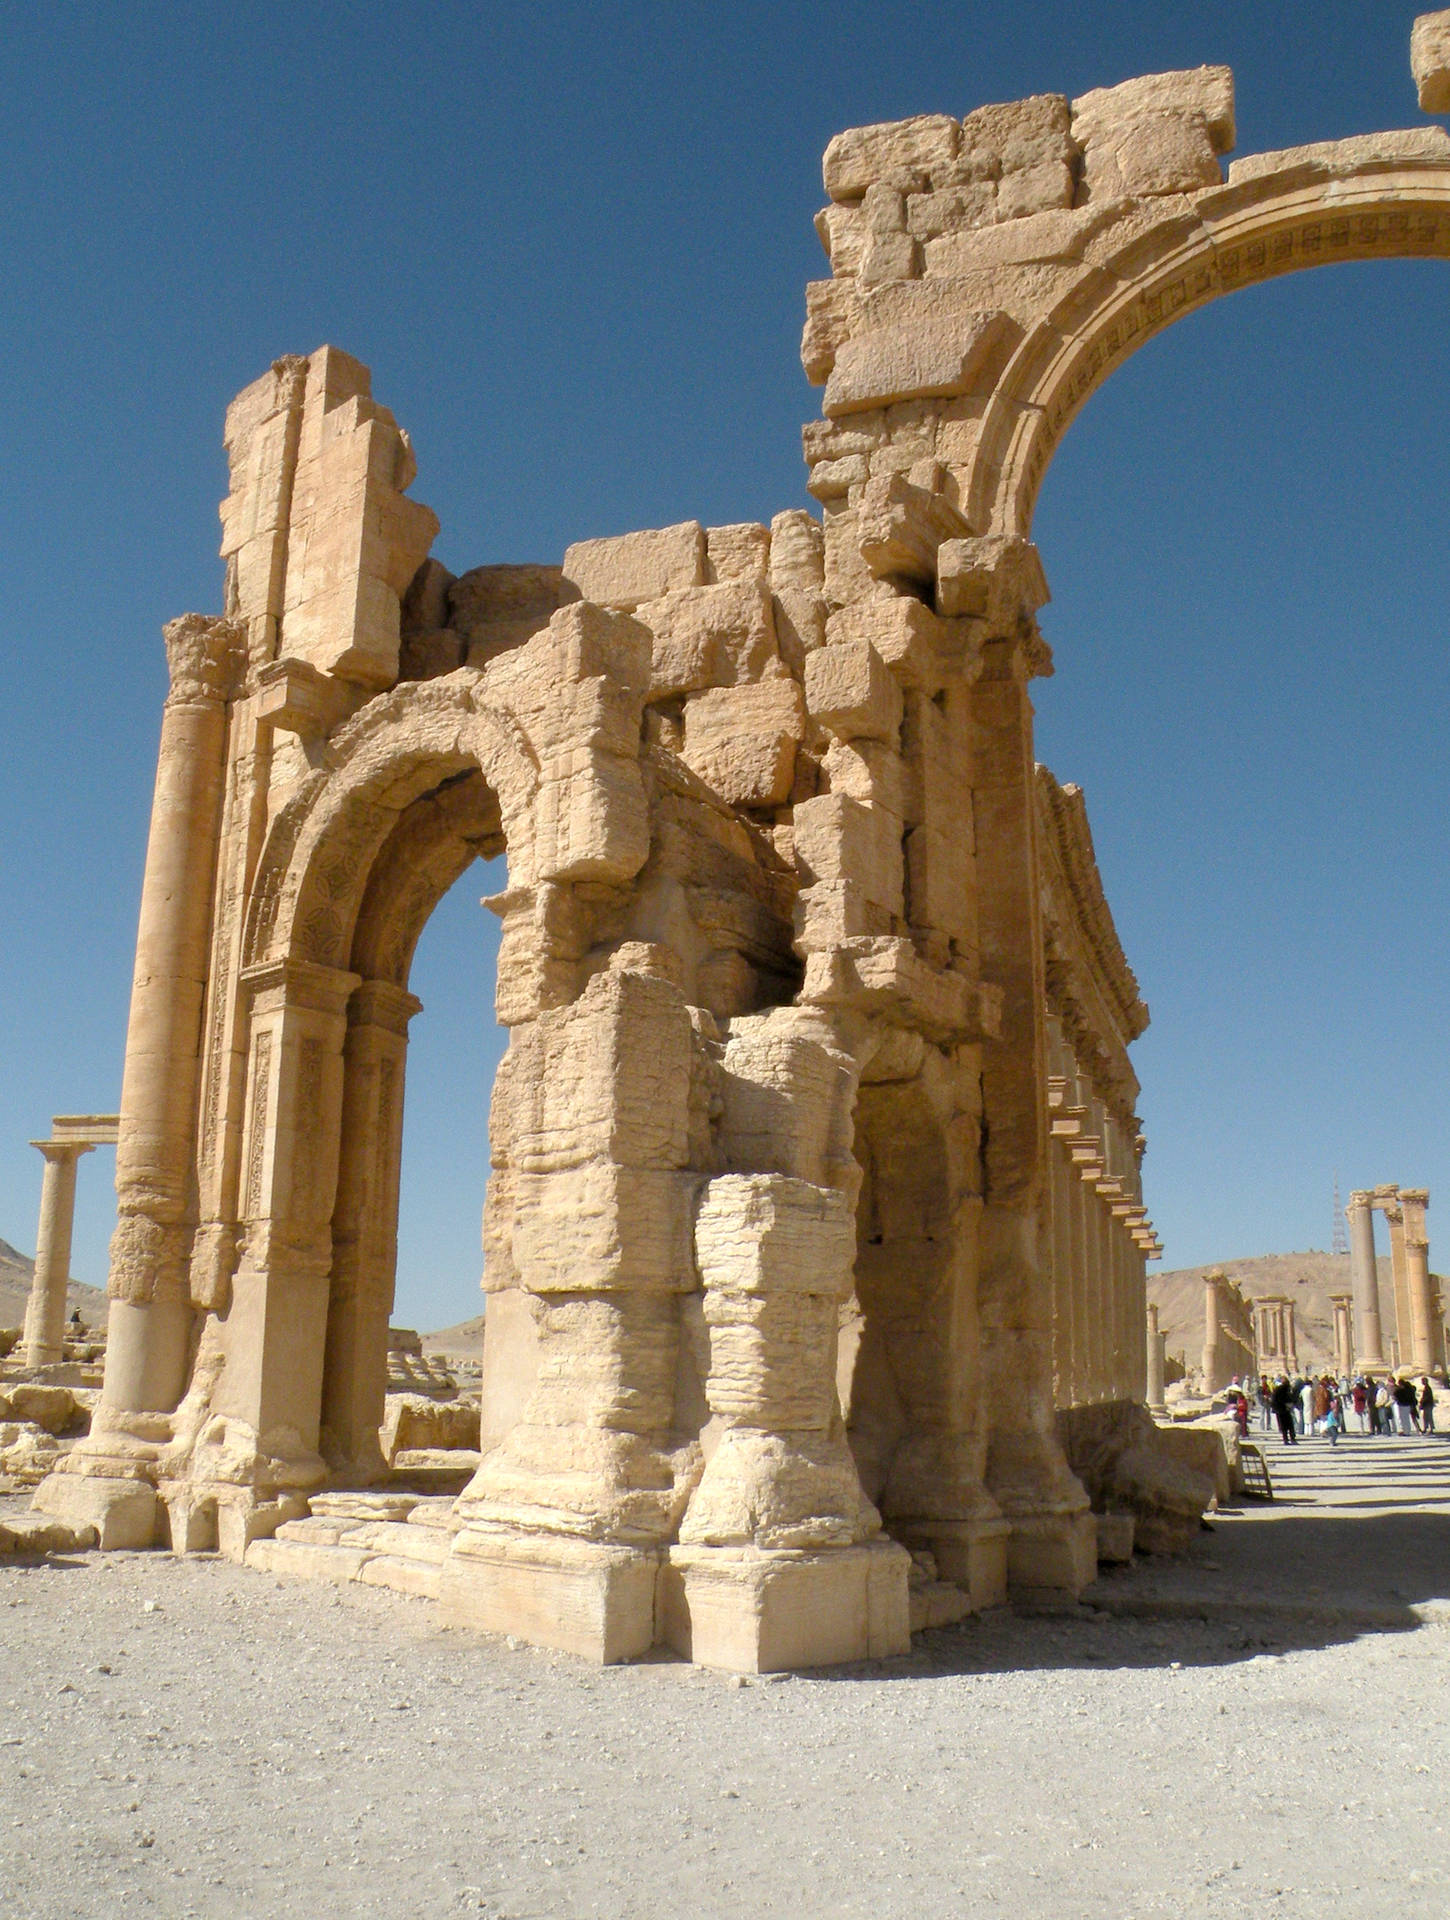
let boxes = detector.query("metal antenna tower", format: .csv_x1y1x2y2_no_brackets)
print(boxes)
1332,1172,1348,1257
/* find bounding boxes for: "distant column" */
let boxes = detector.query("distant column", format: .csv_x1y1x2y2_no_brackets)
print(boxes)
1399,1189,1436,1375
1347,1192,1387,1371
1329,1293,1354,1377
1145,1302,1166,1413
1202,1268,1225,1392
1380,1191,1412,1369
21,1139,93,1367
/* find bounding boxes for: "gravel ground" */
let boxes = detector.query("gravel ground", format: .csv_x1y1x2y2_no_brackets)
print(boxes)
4,1439,1449,1920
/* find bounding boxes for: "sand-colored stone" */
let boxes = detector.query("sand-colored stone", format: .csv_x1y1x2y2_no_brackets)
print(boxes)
31,28,1450,1673
1412,11,1450,115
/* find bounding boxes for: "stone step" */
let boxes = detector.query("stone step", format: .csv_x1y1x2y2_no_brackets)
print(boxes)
308,1490,420,1522
335,1520,449,1564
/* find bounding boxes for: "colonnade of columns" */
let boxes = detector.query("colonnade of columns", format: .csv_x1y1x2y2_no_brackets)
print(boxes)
20,1115,119,1367
1253,1293,1298,1376
1346,1185,1441,1375
1044,1018,1159,1410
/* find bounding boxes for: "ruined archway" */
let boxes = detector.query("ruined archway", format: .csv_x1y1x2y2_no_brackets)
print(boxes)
35,40,1450,1669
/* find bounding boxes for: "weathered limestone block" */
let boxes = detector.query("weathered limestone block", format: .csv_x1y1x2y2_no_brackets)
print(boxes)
823,309,1014,415
803,938,990,1045
265,347,440,688
820,737,907,815
958,93,1073,179
823,114,960,202
937,534,1049,629
769,510,826,592
681,677,804,807
505,968,694,1173
826,598,973,692
694,1173,855,1304
441,1531,660,1664
448,562,564,666
634,579,779,696
856,472,972,585
1083,110,1221,200
1,1383,83,1436
803,639,903,742
716,1014,858,1188
510,1163,697,1291
1072,66,1236,154
662,1539,910,1672
562,521,706,609
1414,10,1450,114
485,603,652,885
0,1512,98,1556
705,522,771,583
793,793,905,918
379,1393,480,1464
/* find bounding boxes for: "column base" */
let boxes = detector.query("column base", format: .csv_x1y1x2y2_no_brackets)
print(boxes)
439,1528,660,1664
895,1517,1011,1611
156,1479,311,1558
31,1469,159,1550
1005,1509,1098,1598
661,1539,911,1672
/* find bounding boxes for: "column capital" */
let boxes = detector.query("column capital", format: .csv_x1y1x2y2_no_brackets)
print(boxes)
29,1136,93,1164
163,613,248,706
241,957,363,1017
1347,1189,1373,1210
1399,1187,1429,1207
349,979,424,1035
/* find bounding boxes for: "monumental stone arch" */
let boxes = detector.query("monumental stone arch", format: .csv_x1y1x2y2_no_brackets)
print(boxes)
35,16,1450,1670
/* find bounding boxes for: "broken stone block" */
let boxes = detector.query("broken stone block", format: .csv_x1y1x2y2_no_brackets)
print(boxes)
856,471,972,585
823,114,961,202
1082,109,1221,200
792,793,904,919
636,579,778,696
705,522,771,583
1413,10,1450,113
803,638,903,742
681,677,805,808
1071,66,1235,154
562,521,707,610
823,310,1015,416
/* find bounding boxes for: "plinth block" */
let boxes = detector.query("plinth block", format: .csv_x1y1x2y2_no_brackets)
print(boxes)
31,1472,159,1551
661,1539,911,1672
1005,1508,1097,1598
439,1528,660,1664
900,1516,1011,1611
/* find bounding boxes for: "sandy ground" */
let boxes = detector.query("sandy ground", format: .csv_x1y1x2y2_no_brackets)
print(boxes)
4,1435,1449,1920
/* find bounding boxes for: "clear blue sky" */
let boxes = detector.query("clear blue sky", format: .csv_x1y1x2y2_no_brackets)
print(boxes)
1,1,1446,1332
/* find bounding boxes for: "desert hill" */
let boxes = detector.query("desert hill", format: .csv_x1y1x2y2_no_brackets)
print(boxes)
1147,1250,1410,1375
0,1236,108,1334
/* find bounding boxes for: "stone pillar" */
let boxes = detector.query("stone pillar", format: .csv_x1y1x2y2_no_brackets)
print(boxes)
1399,1189,1436,1375
1329,1293,1354,1378
969,603,1094,1597
21,1140,93,1366
1348,1191,1386,1370
103,615,245,1415
1145,1301,1165,1413
1202,1268,1225,1392
320,980,421,1480
1382,1194,1413,1367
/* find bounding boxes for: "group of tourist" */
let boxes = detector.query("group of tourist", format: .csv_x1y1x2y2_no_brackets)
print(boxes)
1226,1371,1439,1444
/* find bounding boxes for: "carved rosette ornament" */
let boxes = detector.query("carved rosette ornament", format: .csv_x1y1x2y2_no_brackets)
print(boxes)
162,612,247,707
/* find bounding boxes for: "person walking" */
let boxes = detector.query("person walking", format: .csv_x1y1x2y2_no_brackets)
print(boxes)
1352,1378,1369,1434
1393,1375,1417,1436
1271,1375,1297,1446
1375,1378,1393,1435
1259,1374,1274,1433
1419,1377,1436,1435
1325,1386,1343,1447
